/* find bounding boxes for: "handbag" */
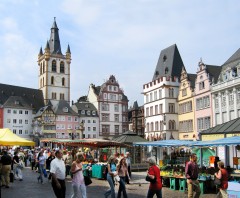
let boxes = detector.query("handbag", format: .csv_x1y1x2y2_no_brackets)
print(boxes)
146,175,156,183
84,175,92,186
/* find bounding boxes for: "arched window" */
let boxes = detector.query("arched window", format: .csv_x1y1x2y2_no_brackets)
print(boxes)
62,78,65,86
155,121,159,131
52,60,56,72
147,123,149,132
60,62,65,73
151,122,154,131
43,62,45,73
40,64,42,75
51,76,54,85
169,120,172,130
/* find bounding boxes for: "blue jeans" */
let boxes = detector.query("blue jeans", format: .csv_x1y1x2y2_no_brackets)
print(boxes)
104,174,115,198
117,176,128,198
38,164,44,182
147,189,162,198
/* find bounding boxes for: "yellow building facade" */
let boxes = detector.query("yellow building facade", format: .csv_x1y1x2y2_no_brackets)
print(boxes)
178,67,197,140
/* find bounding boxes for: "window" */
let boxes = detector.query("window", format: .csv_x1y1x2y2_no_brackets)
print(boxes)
87,111,91,115
110,94,116,101
169,88,174,98
92,111,96,116
88,127,91,131
104,93,107,99
155,105,158,115
88,120,91,123
51,76,54,85
101,103,109,111
62,78,65,86
74,117,78,122
146,107,149,116
108,86,112,91
19,130,22,134
150,106,153,116
19,119,22,124
52,92,57,100
7,109,11,113
150,93,153,102
114,114,119,122
81,110,85,115
215,95,219,108
25,130,28,134
159,89,162,99
155,121,159,131
93,120,96,123
60,62,65,73
114,104,119,112
168,103,175,113
154,91,157,101
52,60,56,72
182,88,187,96
13,119,17,124
13,110,17,114
146,94,149,103
115,125,119,133
7,119,11,123
93,127,96,131
25,120,28,124
68,117,72,121
60,93,65,100
199,81,205,90
13,129,16,134
102,125,110,133
102,114,109,121
19,110,23,114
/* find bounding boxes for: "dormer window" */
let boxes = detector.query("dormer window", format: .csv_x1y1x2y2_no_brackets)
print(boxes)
81,110,85,115
85,104,89,108
165,67,169,74
163,55,167,63
15,100,19,105
63,107,68,113
92,111,96,115
87,110,91,115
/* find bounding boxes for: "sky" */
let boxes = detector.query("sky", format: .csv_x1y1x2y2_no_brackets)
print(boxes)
0,0,240,107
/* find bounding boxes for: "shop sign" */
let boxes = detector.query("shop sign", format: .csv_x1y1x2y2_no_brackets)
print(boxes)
202,134,224,141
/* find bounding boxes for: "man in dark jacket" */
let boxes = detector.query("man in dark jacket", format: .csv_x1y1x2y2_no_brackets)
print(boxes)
1,150,12,188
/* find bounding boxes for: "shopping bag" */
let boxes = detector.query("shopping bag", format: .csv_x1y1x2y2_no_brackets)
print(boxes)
10,171,14,183
84,176,92,186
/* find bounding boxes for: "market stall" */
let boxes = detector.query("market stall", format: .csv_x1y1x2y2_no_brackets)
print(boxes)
41,138,130,179
0,128,35,146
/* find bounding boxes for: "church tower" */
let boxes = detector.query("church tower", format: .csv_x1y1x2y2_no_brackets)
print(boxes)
38,17,71,107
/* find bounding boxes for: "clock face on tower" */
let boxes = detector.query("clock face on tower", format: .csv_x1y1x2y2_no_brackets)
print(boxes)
55,76,61,83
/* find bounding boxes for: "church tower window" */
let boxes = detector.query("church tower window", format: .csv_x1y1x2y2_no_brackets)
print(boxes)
52,60,57,72
60,62,65,73
62,78,65,86
51,76,54,85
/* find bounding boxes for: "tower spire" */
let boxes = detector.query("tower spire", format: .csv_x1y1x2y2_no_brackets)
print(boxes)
49,17,62,55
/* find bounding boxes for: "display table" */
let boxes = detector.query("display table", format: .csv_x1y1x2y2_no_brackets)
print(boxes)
91,164,106,179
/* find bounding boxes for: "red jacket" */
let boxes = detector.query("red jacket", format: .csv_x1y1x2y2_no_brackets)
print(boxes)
148,165,162,190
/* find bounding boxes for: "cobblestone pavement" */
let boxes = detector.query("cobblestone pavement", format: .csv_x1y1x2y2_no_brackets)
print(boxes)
1,167,217,198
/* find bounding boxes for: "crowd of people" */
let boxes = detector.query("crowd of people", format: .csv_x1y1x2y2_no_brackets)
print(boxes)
0,147,138,198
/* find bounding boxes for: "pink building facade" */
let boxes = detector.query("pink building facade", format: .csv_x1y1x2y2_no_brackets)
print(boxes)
194,61,221,139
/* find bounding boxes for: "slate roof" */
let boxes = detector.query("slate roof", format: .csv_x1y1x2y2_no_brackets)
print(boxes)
222,48,240,67
72,102,98,117
205,65,222,84
0,83,44,112
54,100,78,116
188,74,197,89
152,44,184,81
92,86,101,96
3,96,32,109
200,117,240,134
112,131,148,144
49,18,62,55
